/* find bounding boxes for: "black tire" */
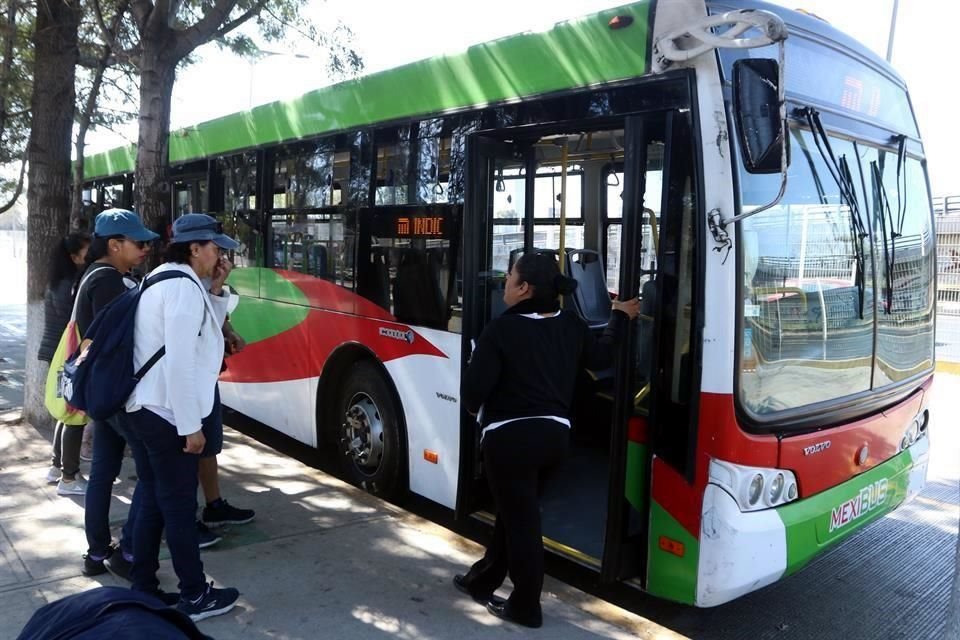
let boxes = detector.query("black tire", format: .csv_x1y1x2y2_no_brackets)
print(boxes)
335,360,405,498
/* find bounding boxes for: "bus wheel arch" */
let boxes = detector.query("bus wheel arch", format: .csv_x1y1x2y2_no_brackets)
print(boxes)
318,345,408,499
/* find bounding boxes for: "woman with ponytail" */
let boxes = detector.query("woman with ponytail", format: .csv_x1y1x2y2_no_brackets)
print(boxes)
454,250,639,628
39,232,90,488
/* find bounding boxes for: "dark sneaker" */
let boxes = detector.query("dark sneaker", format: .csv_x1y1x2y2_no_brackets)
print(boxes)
177,582,239,622
82,553,107,577
82,542,119,577
197,520,222,549
103,550,133,582
202,499,255,527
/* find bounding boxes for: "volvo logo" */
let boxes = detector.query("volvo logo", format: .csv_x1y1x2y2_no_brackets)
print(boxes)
379,327,415,344
803,441,831,456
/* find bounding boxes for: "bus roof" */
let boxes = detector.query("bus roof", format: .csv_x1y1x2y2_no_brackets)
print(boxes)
84,0,654,181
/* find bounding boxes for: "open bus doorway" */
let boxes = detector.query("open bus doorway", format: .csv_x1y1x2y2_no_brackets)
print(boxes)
458,111,700,584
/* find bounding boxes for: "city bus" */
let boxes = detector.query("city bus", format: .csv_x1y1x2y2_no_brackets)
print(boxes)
81,0,935,607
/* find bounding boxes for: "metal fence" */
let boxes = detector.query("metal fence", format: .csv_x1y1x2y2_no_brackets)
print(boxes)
935,196,960,362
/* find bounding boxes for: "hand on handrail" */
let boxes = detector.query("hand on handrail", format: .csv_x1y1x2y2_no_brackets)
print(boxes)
612,296,641,320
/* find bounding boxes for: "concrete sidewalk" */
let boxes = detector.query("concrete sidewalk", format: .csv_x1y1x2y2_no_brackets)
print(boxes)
0,419,685,640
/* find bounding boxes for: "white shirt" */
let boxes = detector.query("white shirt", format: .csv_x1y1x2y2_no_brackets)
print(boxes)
125,263,229,435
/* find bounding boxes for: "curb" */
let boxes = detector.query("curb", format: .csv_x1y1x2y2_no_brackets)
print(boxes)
0,408,22,425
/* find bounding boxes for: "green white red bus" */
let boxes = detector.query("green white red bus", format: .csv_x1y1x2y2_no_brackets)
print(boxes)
82,0,935,607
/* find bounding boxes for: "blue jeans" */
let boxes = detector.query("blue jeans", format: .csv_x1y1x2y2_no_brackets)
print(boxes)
125,408,205,600
84,415,139,559
200,385,223,458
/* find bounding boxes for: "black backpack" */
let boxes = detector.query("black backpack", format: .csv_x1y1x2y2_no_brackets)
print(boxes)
61,270,202,420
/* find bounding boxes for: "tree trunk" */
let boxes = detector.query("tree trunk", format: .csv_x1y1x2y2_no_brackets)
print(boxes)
134,37,177,266
71,63,107,230
24,0,80,427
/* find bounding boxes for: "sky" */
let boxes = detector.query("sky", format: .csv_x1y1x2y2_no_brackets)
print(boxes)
86,0,960,196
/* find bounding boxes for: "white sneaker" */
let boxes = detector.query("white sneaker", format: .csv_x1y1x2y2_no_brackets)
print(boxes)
57,475,88,496
46,466,61,484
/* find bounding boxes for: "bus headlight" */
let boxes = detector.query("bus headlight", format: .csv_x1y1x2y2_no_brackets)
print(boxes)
747,474,764,506
710,459,800,513
900,412,928,452
768,473,785,504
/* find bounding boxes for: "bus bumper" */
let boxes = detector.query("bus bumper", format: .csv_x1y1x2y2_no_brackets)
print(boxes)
695,436,929,607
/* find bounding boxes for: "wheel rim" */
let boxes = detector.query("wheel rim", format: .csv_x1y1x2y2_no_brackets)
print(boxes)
343,392,385,476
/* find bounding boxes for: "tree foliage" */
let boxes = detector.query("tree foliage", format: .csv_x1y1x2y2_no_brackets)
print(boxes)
0,0,33,213
95,0,363,248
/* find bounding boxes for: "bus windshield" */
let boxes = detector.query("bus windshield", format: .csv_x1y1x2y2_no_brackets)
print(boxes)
738,127,935,419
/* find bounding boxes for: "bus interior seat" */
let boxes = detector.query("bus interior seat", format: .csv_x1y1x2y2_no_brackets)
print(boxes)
393,249,448,329
357,246,391,312
488,276,508,319
508,247,559,273
312,243,328,276
427,247,457,309
566,249,611,330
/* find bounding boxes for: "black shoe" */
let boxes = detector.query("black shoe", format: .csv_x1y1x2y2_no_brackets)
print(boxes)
196,521,222,550
202,499,255,527
202,500,257,527
81,553,107,577
103,550,133,582
82,542,118,577
486,599,543,629
453,574,506,606
176,581,240,622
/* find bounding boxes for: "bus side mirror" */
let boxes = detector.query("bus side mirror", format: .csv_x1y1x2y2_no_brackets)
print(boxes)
733,58,788,174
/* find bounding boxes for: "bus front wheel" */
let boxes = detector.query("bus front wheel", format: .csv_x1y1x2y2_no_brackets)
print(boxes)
336,361,404,499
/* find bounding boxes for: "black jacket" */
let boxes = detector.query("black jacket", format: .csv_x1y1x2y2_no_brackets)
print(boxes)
74,264,132,338
463,302,626,428
37,277,75,362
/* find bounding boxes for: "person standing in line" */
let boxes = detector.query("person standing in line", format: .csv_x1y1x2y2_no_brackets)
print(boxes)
78,210,158,579
40,232,90,493
123,213,241,622
454,251,639,628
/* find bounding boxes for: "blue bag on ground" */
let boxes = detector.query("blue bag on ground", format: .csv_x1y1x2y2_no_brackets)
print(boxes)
62,270,200,421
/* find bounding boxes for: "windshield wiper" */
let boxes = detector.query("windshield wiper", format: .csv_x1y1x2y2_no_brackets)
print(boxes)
801,107,870,319
870,136,908,315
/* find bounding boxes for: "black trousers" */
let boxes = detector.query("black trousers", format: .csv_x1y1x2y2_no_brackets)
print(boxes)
462,418,569,618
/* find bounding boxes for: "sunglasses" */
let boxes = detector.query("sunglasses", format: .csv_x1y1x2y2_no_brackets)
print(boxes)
107,235,149,249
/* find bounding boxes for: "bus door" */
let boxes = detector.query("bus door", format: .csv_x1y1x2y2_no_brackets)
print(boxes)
601,110,702,587
456,135,531,519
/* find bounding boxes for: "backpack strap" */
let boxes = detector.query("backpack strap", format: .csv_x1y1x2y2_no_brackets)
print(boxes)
133,270,205,382
70,264,119,323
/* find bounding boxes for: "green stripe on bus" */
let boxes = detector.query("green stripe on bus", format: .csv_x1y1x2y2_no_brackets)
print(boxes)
227,269,310,344
83,1,653,180
778,447,915,576
646,500,698,605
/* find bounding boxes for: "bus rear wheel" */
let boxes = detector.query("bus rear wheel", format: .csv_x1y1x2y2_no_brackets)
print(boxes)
336,361,404,499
